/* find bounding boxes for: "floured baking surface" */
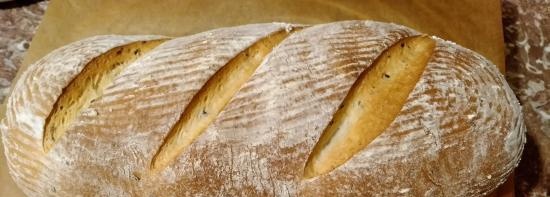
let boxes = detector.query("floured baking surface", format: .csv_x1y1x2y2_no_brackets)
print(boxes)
1,21,525,196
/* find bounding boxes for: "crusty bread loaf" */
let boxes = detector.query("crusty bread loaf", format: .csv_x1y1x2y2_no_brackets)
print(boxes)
1,21,525,196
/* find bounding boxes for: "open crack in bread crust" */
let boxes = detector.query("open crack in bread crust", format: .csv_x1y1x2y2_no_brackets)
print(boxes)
303,35,437,179
150,29,299,172
43,39,167,152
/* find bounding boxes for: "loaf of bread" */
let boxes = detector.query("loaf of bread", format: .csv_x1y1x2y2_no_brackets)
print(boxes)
1,21,525,196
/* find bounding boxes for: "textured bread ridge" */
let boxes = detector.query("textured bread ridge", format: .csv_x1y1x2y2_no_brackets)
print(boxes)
1,21,525,196
43,39,167,152
0,35,166,195
300,37,525,196
151,29,298,171
304,35,436,179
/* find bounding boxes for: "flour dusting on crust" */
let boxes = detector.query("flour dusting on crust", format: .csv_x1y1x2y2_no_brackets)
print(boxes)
1,21,525,196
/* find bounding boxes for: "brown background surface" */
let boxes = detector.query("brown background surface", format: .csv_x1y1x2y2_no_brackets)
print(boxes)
21,0,506,71
2,0,518,196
